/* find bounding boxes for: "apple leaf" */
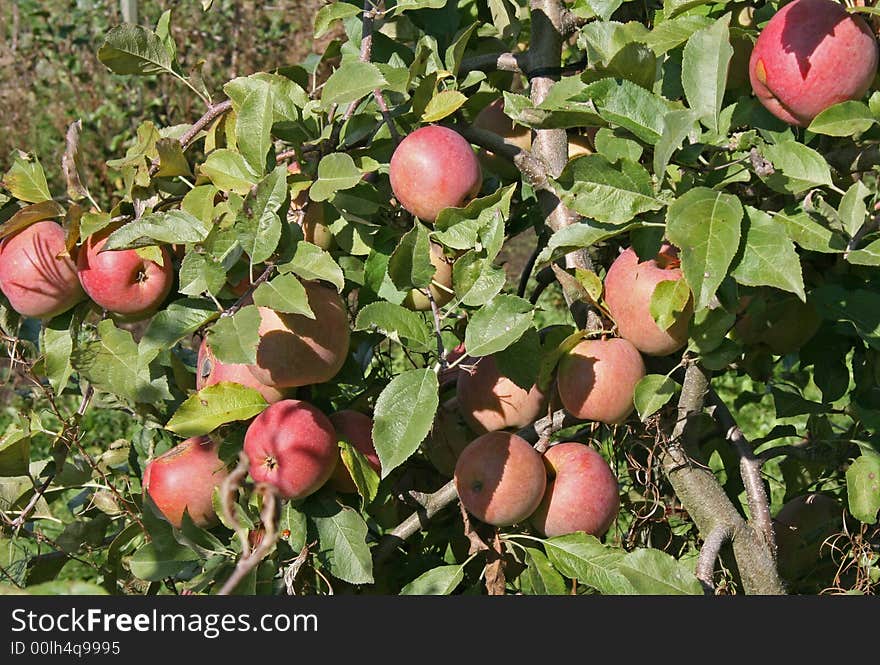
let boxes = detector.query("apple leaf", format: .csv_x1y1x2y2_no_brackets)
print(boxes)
838,180,871,239
178,251,227,297
314,2,361,39
812,286,880,350
0,419,30,478
236,76,274,176
653,108,699,179
401,564,466,595
277,241,345,292
681,14,732,134
774,209,847,254
373,368,439,477
688,307,736,355
388,222,434,291
649,278,691,331
39,311,76,395
200,149,260,195
464,294,534,357
321,61,387,109
338,441,381,506
731,207,806,301
234,165,288,264
309,153,364,202
666,187,743,311
98,24,175,76
845,452,880,524
104,210,209,250
166,382,268,437
452,251,506,307
309,497,374,585
129,543,198,582
761,141,834,195
206,305,261,365
433,184,516,251
643,15,714,55
578,77,672,144
542,533,635,594
536,220,628,266
141,298,218,359
808,101,875,137
616,548,703,595
354,301,433,352
633,374,680,421
253,273,314,317
520,548,568,595
2,152,52,203
421,90,467,123
494,327,542,391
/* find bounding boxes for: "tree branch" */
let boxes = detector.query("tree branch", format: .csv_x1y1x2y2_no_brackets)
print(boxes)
460,51,527,74
695,525,732,594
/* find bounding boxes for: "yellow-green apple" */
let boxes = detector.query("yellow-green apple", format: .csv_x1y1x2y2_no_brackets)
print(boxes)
327,410,381,493
604,244,692,356
76,224,174,320
247,280,350,388
557,338,646,424
196,337,287,404
456,354,547,434
402,241,454,311
0,220,86,319
454,431,547,527
244,399,338,499
531,442,620,538
142,436,228,528
749,0,879,127
389,125,482,223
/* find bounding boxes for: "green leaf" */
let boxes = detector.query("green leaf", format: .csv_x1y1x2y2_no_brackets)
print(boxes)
616,548,703,595
543,533,634,594
845,453,880,524
166,382,268,437
141,299,218,358
338,440,380,504
2,153,52,203
650,278,691,331
774,209,847,254
762,141,834,195
401,564,465,595
235,165,288,264
178,252,226,297
236,83,274,176
311,497,374,584
104,210,208,249
653,109,699,179
839,180,870,239
321,61,387,109
98,24,174,76
155,138,192,178
553,155,663,225
813,286,880,350
71,320,172,404
494,327,542,392
314,1,361,39
310,153,364,202
373,369,439,477
388,223,434,291
253,273,314,317
520,547,568,595
666,187,743,310
633,374,680,421
580,78,672,144
808,101,875,137
452,252,506,307
681,14,732,133
464,295,534,357
354,302,433,352
277,242,345,292
206,306,261,365
129,543,197,581
536,220,627,265
644,15,714,54
40,312,75,394
201,149,259,195
422,90,467,123
730,207,805,301
0,420,30,478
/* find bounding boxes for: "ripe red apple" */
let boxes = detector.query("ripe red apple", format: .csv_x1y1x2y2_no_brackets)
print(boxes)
196,337,287,404
557,338,646,424
604,244,692,356
76,224,174,320
531,443,620,538
142,436,228,528
774,493,842,581
749,0,879,127
247,280,350,388
454,431,547,527
327,410,381,493
402,241,454,311
389,125,482,223
456,354,547,434
0,220,86,319
244,399,339,499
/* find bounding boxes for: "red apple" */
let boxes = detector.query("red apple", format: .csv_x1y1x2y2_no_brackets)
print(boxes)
604,244,692,356
327,410,381,493
454,431,547,527
142,436,228,528
456,354,547,434
0,220,86,319
247,280,350,388
389,125,482,223
531,442,620,538
76,224,174,320
557,338,646,424
196,337,287,404
749,0,879,127
244,399,338,499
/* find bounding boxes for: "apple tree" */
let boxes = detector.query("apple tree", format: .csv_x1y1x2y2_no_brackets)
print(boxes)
1,0,879,596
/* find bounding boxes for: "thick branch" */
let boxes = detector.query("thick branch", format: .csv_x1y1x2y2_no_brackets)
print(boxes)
460,51,526,74
695,525,732,594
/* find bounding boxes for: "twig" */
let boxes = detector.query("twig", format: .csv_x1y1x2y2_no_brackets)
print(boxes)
426,290,447,370
148,100,233,176
695,525,732,594
517,244,541,299
221,264,274,318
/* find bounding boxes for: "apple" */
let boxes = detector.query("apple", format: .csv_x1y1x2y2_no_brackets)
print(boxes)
567,129,598,159
557,338,646,424
473,99,532,177
422,400,473,477
456,354,547,434
774,493,842,581
454,431,547,527
402,241,454,311
326,410,381,493
389,125,482,222
244,399,339,499
196,337,287,404
531,442,620,538
76,224,174,320
247,280,350,388
142,436,228,528
300,201,334,251
734,292,821,355
0,220,86,319
604,244,692,356
749,0,879,127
